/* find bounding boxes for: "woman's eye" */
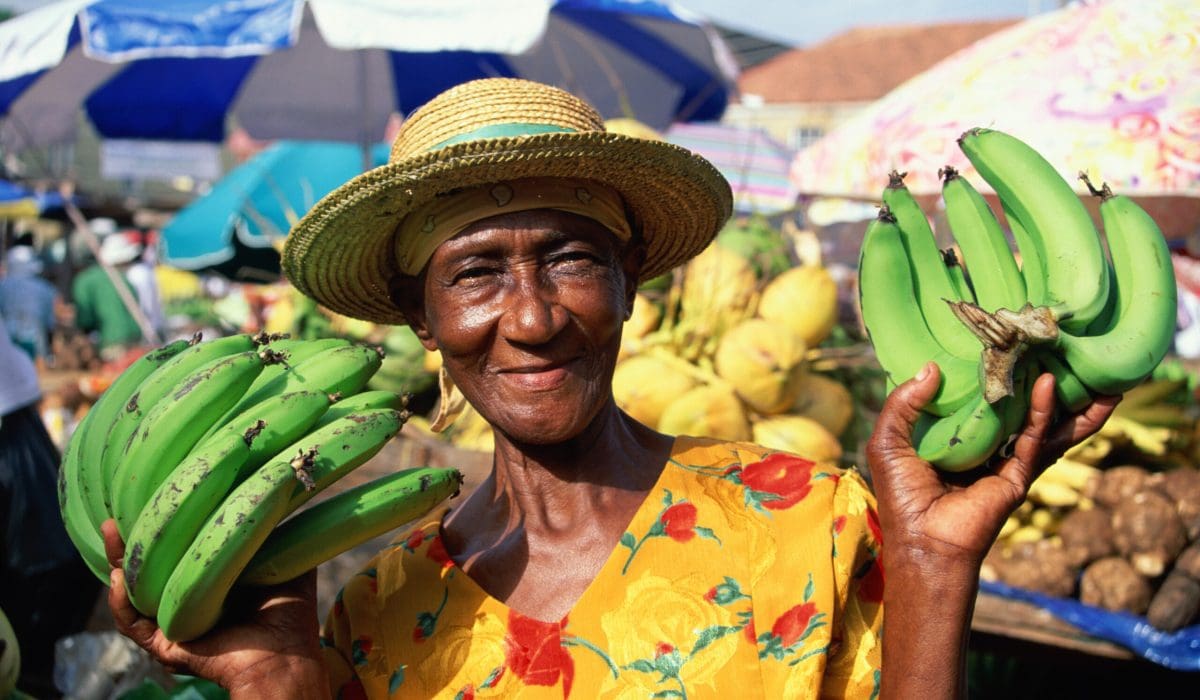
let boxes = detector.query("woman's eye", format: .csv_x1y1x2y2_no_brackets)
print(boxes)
452,266,497,284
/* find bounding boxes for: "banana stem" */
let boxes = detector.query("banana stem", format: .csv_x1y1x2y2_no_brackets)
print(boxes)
947,301,1059,403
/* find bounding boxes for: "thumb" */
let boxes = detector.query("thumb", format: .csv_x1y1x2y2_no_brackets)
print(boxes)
870,362,940,460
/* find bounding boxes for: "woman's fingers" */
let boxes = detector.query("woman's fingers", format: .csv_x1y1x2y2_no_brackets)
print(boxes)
101,518,125,569
993,373,1057,488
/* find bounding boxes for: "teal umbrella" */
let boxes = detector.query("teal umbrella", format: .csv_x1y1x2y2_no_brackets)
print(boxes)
161,140,387,280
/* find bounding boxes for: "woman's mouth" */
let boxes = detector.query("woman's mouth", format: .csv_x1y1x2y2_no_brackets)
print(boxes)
500,361,574,391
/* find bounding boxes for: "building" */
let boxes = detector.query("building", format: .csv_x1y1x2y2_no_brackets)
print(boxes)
725,19,1018,149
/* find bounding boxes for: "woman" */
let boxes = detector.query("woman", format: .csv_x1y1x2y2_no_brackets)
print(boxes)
103,78,1116,698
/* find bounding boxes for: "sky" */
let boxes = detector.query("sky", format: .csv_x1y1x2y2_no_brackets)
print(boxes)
1,0,1059,47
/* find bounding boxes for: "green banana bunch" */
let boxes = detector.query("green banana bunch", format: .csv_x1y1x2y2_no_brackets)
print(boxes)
859,128,1176,472
58,337,194,582
1054,180,1177,395
99,333,264,516
958,128,1109,333
122,390,333,616
858,206,980,416
109,350,275,537
883,172,982,360
55,331,463,643
157,409,408,642
240,466,462,586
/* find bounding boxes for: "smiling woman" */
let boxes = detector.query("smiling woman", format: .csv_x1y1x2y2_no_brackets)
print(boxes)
102,78,1118,700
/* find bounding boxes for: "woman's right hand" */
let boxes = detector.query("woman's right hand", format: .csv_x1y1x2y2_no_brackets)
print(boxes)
102,519,330,699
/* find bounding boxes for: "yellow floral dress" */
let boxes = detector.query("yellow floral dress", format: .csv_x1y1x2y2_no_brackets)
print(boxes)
322,436,884,699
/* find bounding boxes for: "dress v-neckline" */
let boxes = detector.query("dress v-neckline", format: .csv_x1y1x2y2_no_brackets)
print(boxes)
434,437,681,624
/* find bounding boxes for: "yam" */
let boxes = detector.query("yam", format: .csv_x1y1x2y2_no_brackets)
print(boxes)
1079,557,1152,614
1057,507,1114,568
1112,491,1187,578
1090,465,1151,509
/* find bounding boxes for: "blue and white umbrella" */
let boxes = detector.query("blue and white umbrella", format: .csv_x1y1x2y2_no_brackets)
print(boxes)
0,0,738,152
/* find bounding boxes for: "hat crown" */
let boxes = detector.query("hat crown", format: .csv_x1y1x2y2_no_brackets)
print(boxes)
389,78,607,163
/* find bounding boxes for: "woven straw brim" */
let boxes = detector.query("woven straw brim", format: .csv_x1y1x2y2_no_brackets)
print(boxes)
283,131,733,325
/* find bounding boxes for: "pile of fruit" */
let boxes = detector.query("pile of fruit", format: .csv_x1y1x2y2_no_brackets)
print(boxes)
425,214,873,465
985,367,1200,632
58,332,462,641
859,128,1177,471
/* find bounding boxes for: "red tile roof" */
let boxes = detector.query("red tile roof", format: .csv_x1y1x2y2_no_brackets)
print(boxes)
738,19,1019,103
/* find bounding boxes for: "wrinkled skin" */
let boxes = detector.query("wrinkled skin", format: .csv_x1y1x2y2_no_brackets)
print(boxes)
102,208,1118,700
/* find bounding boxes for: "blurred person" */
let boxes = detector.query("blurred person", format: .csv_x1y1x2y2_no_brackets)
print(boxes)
122,229,165,338
0,308,101,697
0,245,59,366
71,232,145,360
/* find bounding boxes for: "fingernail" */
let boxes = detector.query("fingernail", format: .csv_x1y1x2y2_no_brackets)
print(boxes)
915,362,932,381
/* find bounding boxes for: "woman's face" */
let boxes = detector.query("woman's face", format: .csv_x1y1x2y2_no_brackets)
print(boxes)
409,209,641,445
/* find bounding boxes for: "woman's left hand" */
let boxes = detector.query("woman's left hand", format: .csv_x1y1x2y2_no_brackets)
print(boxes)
867,361,1120,567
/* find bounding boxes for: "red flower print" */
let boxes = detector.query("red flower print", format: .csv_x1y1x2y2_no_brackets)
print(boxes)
660,502,698,542
744,616,757,643
426,535,454,570
504,611,575,696
866,507,883,547
405,529,426,550
740,454,815,510
654,642,675,658
832,515,846,534
771,602,818,648
704,587,718,603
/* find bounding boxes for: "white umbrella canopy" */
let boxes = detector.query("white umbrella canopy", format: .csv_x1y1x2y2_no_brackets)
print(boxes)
788,0,1200,239
0,0,738,151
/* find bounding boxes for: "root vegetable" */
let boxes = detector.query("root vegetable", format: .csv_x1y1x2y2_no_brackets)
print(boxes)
1090,465,1151,509
1149,468,1200,542
1057,507,1114,568
990,540,1078,598
1079,557,1152,614
1112,491,1187,578
1146,542,1200,632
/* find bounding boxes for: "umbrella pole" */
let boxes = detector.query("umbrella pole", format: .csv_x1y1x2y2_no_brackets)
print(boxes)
62,198,161,346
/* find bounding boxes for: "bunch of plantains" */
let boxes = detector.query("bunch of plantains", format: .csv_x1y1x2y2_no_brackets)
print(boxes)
860,128,1177,472
58,332,462,641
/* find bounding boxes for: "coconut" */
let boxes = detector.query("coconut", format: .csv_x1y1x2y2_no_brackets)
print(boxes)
792,373,855,437
716,216,792,279
679,244,759,336
619,293,663,360
714,318,808,415
752,415,843,463
758,265,839,348
613,355,697,428
658,384,752,442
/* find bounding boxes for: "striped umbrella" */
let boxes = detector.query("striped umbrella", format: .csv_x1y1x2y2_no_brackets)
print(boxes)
666,122,798,214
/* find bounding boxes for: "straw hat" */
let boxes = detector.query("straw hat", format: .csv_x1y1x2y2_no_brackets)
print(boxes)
283,78,732,325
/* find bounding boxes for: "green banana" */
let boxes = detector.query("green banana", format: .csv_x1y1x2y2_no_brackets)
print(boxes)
942,249,976,304
940,166,1026,312
1033,350,1092,413
314,389,408,429
109,350,271,538
100,333,262,515
913,370,1029,472
157,409,405,642
203,344,383,438
858,206,979,416
240,467,463,586
238,337,350,405
58,338,193,581
958,128,1109,333
122,390,333,616
1055,184,1177,395
882,172,982,360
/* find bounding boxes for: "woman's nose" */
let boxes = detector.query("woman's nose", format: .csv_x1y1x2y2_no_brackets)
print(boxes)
499,274,567,345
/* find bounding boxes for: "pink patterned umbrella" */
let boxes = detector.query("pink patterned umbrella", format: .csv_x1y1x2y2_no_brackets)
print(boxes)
789,0,1200,236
